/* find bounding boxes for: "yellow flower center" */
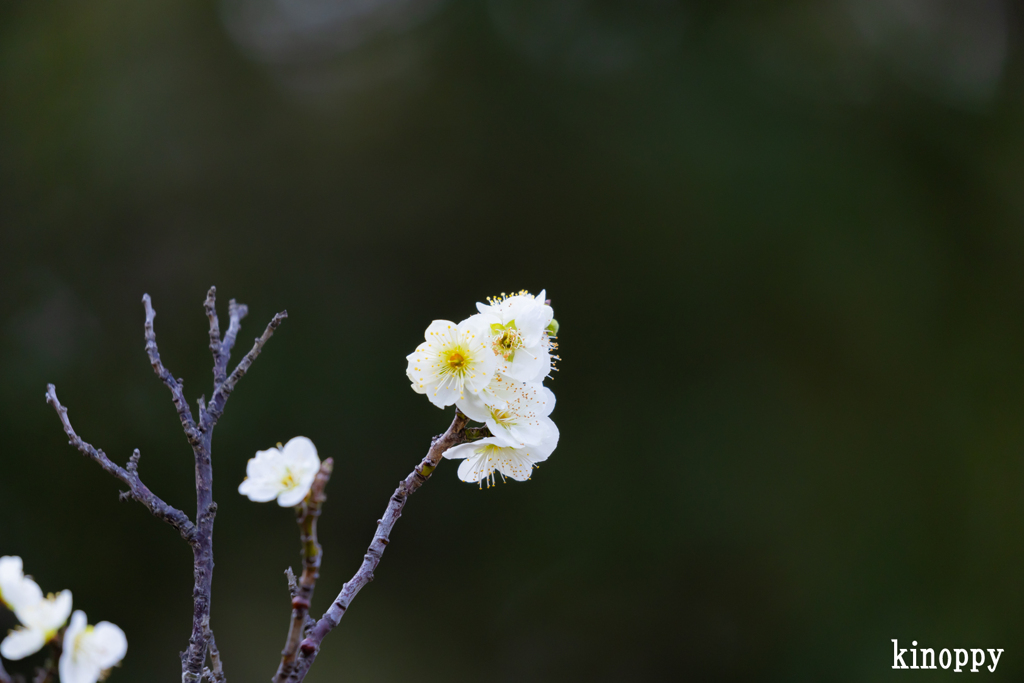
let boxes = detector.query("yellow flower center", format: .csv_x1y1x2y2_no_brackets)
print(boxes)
490,322,523,361
489,406,514,427
447,352,466,370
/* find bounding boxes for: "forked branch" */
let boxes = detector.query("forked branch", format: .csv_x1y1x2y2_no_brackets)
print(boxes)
45,384,196,543
274,459,334,682
205,308,287,428
143,294,201,446
46,289,286,683
284,410,470,682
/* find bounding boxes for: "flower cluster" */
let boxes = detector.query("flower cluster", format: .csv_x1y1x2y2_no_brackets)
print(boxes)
405,290,561,486
238,436,322,507
0,556,126,683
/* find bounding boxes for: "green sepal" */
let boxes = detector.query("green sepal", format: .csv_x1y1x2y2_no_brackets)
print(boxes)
490,320,518,334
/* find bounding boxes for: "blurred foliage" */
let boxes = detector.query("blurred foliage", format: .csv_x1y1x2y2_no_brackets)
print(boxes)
3,0,1024,680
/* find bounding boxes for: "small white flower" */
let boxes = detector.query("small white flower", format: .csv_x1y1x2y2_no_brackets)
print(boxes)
457,379,557,448
442,430,559,487
0,556,43,613
406,319,497,408
470,290,555,382
59,610,127,683
238,436,321,507
0,589,72,660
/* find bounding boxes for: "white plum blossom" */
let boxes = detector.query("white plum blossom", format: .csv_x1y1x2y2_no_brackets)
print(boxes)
442,428,559,487
238,436,321,507
0,556,43,613
469,290,555,383
0,589,72,661
457,378,556,449
406,319,496,408
59,610,127,683
408,290,562,486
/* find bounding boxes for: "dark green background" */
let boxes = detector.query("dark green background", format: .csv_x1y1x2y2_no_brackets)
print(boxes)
3,1,1024,680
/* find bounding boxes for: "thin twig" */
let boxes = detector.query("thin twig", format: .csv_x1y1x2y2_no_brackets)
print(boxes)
205,631,226,683
205,309,287,428
31,634,62,683
274,459,334,683
45,385,197,543
204,287,224,385
285,567,299,599
285,411,470,682
142,294,201,446
220,299,249,382
204,287,250,387
0,657,12,683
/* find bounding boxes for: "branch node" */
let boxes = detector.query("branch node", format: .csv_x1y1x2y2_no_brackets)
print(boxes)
285,567,298,598
285,411,468,681
127,449,141,475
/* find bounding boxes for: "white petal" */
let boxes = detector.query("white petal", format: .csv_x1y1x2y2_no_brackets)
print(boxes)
497,415,557,450
455,392,490,423
1,627,46,660
50,591,73,629
0,556,43,612
245,449,287,481
457,315,491,339
427,384,459,408
238,477,282,502
536,385,556,417
528,347,553,383
281,436,317,461
493,448,535,482
60,659,102,683
64,610,87,643
505,297,552,347
529,421,560,463
440,441,483,461
463,362,497,395
87,622,128,669
0,576,42,613
456,451,493,483
290,471,318,503
276,486,308,508
499,347,544,382
0,556,21,577
423,319,458,341
16,590,72,632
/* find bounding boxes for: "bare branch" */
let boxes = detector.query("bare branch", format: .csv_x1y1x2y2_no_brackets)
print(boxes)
45,385,196,543
285,567,299,599
31,631,62,683
205,631,226,683
205,310,287,427
221,300,248,371
205,287,252,390
142,294,201,445
204,287,224,385
285,411,470,682
48,288,285,683
274,459,334,683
